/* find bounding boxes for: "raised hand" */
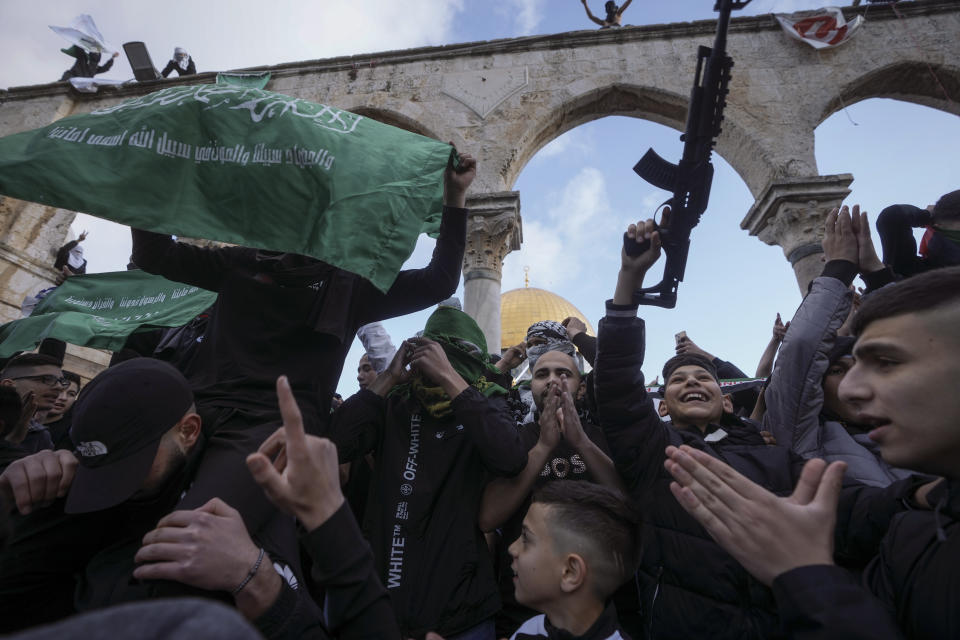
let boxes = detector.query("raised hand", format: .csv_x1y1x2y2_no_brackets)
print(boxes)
371,340,414,395
623,207,670,276
246,376,345,531
561,316,587,340
557,377,587,449
537,381,563,451
443,148,476,208
407,337,468,398
675,335,715,361
849,206,885,273
8,390,38,444
822,205,858,264
772,313,789,342
615,209,670,305
497,343,527,372
0,449,78,515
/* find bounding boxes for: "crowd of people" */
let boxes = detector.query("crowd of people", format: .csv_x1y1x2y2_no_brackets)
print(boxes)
1,132,959,640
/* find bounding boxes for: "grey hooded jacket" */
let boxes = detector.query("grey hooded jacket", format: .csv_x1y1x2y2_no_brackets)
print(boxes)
763,265,912,487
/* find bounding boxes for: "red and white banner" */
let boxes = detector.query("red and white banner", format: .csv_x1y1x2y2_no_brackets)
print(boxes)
775,7,864,50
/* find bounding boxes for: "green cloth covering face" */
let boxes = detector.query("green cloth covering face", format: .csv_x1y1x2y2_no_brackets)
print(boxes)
398,307,507,417
0,271,218,357
0,83,455,292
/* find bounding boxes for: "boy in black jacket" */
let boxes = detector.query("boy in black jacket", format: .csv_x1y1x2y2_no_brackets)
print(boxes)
666,265,960,640
509,481,637,640
594,211,935,640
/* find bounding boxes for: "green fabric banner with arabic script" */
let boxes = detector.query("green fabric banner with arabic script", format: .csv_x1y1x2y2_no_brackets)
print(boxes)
0,271,217,357
0,84,454,292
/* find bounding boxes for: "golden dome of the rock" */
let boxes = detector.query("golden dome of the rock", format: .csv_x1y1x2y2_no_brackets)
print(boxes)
500,287,595,351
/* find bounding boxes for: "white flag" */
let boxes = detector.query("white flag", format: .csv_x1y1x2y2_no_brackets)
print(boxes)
775,7,864,50
49,14,116,56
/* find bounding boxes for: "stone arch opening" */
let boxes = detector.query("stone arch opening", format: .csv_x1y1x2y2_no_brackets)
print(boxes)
819,61,960,124
504,83,774,198
814,95,960,244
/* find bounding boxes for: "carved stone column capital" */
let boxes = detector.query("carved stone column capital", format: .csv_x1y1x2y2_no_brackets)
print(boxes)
741,174,853,291
462,191,523,280
461,191,523,353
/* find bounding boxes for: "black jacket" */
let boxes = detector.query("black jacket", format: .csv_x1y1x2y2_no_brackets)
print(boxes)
0,447,309,635
161,57,197,77
59,50,113,81
331,386,527,638
54,240,87,275
131,206,466,427
876,204,960,277
253,502,401,639
593,302,922,640
0,440,28,473
774,478,960,639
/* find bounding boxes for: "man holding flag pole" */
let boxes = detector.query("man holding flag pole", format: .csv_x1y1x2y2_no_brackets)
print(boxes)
129,149,476,536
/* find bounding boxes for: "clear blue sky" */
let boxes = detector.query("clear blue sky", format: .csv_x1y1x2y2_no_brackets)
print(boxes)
1,1,956,396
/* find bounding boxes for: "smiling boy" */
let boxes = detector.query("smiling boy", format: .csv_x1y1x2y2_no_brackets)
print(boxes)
593,215,932,640
664,265,960,639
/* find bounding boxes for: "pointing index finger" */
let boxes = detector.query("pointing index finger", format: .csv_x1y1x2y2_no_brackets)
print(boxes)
277,376,307,454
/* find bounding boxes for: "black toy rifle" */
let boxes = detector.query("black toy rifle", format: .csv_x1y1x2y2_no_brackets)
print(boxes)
624,0,752,308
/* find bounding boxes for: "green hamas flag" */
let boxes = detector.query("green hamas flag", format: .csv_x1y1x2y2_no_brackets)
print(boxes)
0,271,217,357
0,84,454,292
216,72,272,89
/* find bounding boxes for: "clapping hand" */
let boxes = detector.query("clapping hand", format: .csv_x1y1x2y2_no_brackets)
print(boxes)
665,445,845,586
772,313,789,342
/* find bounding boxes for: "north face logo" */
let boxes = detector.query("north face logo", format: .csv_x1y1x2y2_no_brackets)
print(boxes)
76,441,108,457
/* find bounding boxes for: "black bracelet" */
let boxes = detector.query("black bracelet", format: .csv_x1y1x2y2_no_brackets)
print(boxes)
232,547,266,595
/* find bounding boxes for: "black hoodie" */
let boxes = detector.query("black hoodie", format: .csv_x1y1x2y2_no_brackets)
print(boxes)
773,478,960,639
131,206,466,426
331,385,527,638
593,301,926,640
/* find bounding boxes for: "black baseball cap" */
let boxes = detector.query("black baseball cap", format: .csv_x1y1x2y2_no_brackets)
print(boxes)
65,358,194,514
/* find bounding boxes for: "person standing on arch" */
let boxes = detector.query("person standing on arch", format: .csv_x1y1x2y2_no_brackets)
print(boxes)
581,0,633,28
161,47,197,77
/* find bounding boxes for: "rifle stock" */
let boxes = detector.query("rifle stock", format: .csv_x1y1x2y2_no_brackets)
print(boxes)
625,0,750,308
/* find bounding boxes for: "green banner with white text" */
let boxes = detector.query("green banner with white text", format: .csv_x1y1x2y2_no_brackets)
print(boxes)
0,271,218,357
0,84,454,292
